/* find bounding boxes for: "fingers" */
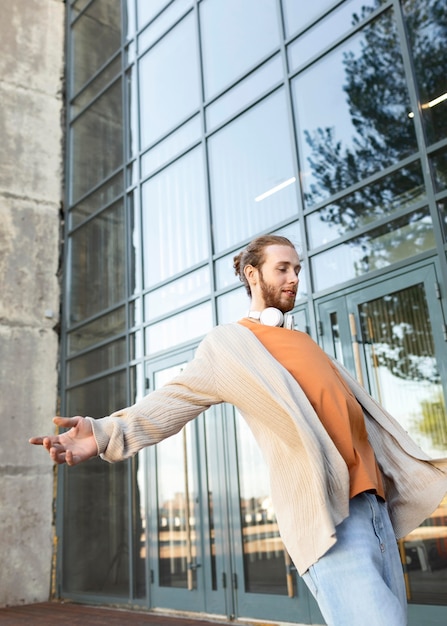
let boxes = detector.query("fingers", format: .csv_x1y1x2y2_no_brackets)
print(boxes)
29,436,71,465
65,449,77,466
49,446,75,466
28,435,59,447
43,436,57,451
29,416,81,445
49,446,63,464
53,416,82,428
29,437,45,445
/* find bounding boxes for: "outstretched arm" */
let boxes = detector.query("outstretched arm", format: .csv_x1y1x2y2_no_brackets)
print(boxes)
29,333,224,465
29,416,99,466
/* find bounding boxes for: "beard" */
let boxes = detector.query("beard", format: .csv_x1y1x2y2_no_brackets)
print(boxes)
259,271,295,313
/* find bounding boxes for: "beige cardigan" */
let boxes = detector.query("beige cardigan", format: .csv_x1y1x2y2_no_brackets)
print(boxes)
88,323,447,575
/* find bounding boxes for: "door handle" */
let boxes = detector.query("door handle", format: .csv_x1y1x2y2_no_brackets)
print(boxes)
349,313,365,386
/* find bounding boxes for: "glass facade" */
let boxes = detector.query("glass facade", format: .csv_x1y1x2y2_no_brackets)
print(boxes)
61,0,447,622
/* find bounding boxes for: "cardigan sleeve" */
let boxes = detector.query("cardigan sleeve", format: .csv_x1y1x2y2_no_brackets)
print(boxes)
87,337,223,462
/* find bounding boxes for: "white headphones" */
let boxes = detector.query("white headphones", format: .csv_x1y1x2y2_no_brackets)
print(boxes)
248,307,295,330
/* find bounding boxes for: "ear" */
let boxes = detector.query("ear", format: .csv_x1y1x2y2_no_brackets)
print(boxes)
244,264,258,286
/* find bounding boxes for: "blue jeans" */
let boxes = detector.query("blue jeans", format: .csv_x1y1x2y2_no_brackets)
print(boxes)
302,493,407,626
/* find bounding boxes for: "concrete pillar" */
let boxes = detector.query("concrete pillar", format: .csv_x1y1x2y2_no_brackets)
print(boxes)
0,0,65,606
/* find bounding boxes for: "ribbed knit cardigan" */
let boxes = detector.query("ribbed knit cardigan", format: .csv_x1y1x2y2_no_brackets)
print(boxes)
87,323,447,575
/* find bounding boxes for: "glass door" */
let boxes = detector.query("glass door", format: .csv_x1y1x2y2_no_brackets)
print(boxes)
317,262,447,620
139,349,228,615
138,351,318,623
223,406,317,624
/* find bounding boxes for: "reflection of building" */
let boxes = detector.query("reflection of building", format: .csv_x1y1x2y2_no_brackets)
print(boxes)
3,0,447,624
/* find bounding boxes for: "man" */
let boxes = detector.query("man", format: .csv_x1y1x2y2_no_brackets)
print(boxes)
30,235,447,626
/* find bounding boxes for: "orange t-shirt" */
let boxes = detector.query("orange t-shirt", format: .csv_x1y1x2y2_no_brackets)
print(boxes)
239,318,385,500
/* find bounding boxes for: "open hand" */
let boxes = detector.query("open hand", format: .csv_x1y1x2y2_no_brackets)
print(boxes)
29,416,98,466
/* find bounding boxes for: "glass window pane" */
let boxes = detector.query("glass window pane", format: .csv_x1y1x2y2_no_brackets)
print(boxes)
72,0,91,14
139,14,200,148
71,56,121,115
129,329,144,361
124,0,136,41
272,222,302,248
282,0,337,37
145,302,213,353
71,79,123,203
203,413,219,592
402,0,447,145
295,307,310,335
294,266,308,301
138,0,193,51
156,422,197,589
217,288,248,324
141,115,201,179
208,90,298,252
359,284,446,456
63,373,129,596
126,40,136,64
69,201,126,324
431,146,447,194
215,253,240,291
67,337,127,384
287,0,385,72
235,412,292,596
67,306,126,354
130,363,145,405
311,210,435,291
130,451,146,600
200,0,281,99
142,147,208,287
129,298,143,329
72,0,122,94
439,200,447,242
69,172,124,229
306,162,426,248
128,189,142,297
66,371,127,418
137,0,171,27
144,267,210,321
292,10,418,208
127,161,138,187
127,66,139,158
63,459,130,596
206,54,283,131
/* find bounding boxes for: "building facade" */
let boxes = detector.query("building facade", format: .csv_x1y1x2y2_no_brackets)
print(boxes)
60,0,447,624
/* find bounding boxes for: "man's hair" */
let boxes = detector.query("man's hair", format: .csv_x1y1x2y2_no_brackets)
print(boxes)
233,235,296,296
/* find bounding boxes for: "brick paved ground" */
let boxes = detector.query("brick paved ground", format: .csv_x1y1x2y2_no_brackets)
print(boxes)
0,602,250,626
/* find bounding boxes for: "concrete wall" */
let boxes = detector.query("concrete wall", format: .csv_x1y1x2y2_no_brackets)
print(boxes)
0,0,65,606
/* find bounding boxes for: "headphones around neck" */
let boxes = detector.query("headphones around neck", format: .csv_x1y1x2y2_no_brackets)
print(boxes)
248,307,295,330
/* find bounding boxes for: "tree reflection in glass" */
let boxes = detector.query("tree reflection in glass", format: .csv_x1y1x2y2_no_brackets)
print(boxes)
306,162,425,248
293,8,418,208
358,284,447,605
403,0,447,145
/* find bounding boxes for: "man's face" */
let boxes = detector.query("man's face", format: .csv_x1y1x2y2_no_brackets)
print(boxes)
255,245,301,313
